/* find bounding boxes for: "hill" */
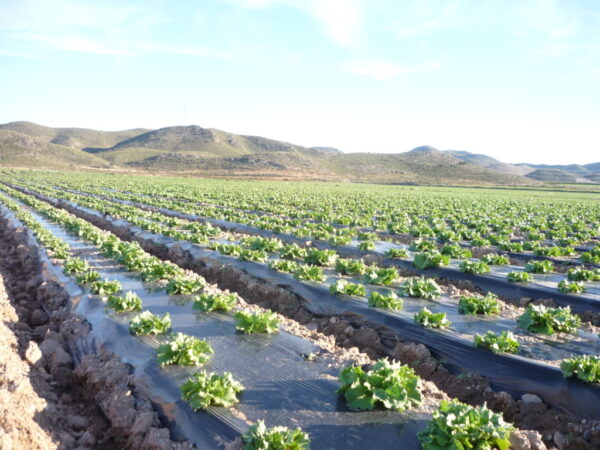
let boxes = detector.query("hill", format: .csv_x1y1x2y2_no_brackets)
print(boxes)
0,121,559,185
0,130,110,169
446,149,600,183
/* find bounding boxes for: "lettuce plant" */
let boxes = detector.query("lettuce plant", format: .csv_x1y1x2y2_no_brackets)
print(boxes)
458,293,500,315
63,256,90,274
157,332,213,366
268,259,298,273
75,270,101,284
517,304,580,335
506,271,533,282
459,260,490,274
278,243,307,260
107,291,142,312
399,277,441,300
560,355,600,384
567,267,600,282
304,248,338,266
418,399,514,450
480,253,509,265
193,292,237,312
524,260,554,274
441,244,472,259
235,310,279,334
329,279,366,297
243,420,310,450
368,290,403,310
335,258,367,275
337,358,422,411
414,308,451,328
363,266,398,285
90,279,122,295
129,311,171,335
166,276,205,295
474,331,519,354
558,280,586,294
181,371,244,410
294,264,326,282
385,247,408,259
413,251,450,270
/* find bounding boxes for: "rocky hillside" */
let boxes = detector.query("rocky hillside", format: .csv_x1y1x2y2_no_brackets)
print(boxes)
0,121,554,185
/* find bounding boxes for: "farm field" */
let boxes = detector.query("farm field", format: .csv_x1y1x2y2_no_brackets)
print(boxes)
1,168,600,449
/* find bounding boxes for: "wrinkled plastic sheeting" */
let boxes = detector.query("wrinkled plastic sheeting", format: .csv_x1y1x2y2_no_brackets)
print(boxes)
1,203,430,450
15,188,600,419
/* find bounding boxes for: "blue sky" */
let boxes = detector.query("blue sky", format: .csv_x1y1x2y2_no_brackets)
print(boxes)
1,0,599,164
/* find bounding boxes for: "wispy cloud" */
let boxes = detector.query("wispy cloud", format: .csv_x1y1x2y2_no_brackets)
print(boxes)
224,0,364,47
25,33,132,56
344,59,440,80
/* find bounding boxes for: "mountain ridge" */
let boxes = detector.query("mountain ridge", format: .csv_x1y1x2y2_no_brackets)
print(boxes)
0,121,595,184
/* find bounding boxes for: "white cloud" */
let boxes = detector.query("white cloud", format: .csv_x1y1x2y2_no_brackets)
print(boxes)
27,34,132,56
344,59,440,80
224,0,364,47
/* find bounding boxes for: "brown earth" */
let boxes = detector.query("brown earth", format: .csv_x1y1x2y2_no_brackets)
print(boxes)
0,211,193,449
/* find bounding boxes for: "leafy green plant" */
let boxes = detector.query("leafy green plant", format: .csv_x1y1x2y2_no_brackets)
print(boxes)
399,277,441,299
474,331,519,354
157,332,213,366
241,236,282,252
409,239,437,252
166,276,205,295
480,253,509,265
414,308,451,328
385,247,408,259
441,244,472,259
581,250,600,264
368,291,403,310
329,234,352,246
268,259,299,273
75,270,101,284
506,271,533,282
140,261,183,282
459,259,490,274
243,420,311,450
107,291,142,312
418,399,514,450
235,310,279,334
517,304,580,335
567,267,600,282
210,242,242,257
90,279,122,295
193,292,237,312
63,256,90,274
293,264,326,282
335,258,367,275
560,355,600,384
337,358,421,411
181,371,244,410
363,266,398,285
238,248,268,262
358,240,375,251
329,279,366,296
524,260,554,274
129,311,171,335
458,293,500,315
278,243,307,260
304,248,338,266
413,251,450,270
558,280,586,294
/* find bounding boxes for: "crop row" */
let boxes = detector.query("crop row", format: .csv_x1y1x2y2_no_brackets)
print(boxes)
0,187,539,449
7,172,600,267
4,183,599,385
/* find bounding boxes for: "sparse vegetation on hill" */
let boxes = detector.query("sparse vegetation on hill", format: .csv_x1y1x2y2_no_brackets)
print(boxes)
0,121,596,185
